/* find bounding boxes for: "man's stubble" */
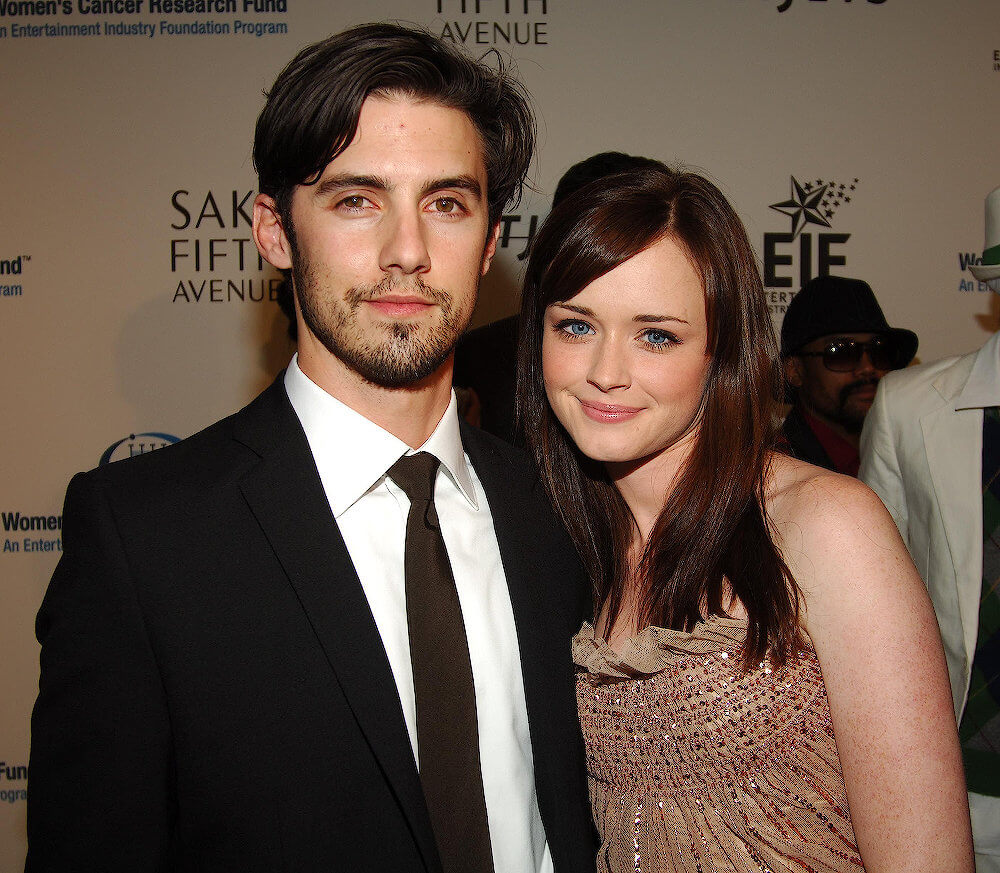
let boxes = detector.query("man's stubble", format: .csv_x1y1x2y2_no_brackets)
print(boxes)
291,246,477,389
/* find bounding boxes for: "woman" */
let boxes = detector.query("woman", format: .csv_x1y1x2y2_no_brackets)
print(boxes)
518,165,972,872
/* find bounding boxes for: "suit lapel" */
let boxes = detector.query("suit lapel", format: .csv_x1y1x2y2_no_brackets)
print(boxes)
921,361,983,680
232,381,440,872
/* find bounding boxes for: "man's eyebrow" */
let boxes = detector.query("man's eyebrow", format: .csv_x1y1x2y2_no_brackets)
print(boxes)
312,174,484,201
314,173,390,199
423,175,483,200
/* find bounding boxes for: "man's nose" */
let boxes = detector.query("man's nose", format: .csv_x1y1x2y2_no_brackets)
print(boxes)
379,209,431,276
854,346,879,376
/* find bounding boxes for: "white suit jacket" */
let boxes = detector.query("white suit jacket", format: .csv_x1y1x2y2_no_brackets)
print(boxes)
860,332,1000,718
860,333,1000,866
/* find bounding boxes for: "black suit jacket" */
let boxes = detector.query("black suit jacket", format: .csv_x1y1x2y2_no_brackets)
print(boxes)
780,406,837,472
27,378,595,872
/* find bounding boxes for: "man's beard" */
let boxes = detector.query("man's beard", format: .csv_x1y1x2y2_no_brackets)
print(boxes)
291,253,475,389
835,377,880,434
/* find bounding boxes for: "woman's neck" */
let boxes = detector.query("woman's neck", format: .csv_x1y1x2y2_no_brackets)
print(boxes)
605,431,697,541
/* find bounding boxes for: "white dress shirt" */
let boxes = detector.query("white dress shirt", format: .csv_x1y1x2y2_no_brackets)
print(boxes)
283,356,551,873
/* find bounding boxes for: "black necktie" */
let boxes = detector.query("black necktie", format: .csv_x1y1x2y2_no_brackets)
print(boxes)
387,452,494,873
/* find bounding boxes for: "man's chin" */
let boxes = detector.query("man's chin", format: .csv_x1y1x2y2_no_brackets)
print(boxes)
300,300,469,389
333,334,458,389
845,394,875,415
836,404,870,434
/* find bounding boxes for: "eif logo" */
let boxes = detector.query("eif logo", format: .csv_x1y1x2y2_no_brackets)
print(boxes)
763,175,858,291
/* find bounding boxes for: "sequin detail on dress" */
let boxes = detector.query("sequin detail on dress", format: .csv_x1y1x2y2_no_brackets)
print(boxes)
573,616,864,873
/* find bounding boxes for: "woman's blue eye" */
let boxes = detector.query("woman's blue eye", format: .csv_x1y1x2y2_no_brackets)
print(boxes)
560,320,593,336
644,330,672,346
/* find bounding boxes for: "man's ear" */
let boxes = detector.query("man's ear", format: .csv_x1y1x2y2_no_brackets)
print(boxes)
480,221,501,277
253,193,293,270
783,356,804,390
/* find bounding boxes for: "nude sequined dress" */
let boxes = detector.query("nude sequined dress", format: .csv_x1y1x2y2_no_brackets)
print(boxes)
573,616,865,873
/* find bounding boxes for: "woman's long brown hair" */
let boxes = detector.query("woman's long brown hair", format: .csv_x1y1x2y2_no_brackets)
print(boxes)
518,166,801,668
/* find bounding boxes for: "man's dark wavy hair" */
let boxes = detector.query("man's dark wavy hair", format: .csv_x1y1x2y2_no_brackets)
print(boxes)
253,22,535,230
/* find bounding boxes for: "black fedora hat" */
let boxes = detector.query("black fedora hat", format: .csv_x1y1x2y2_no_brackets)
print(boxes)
780,275,918,367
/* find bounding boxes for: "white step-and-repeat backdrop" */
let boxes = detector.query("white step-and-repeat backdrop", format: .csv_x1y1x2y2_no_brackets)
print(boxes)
2,0,998,867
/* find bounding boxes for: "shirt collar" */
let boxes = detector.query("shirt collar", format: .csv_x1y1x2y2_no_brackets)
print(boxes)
283,354,478,517
955,331,1000,410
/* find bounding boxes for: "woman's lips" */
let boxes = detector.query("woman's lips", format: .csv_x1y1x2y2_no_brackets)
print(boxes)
579,399,642,422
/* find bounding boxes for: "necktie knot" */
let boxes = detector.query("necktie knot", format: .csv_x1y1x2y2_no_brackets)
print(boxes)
387,452,440,504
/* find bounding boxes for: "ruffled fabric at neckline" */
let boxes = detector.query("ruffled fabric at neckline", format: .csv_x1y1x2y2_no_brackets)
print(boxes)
572,615,749,680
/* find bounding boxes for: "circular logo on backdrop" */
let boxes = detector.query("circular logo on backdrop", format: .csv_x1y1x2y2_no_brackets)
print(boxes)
100,432,181,466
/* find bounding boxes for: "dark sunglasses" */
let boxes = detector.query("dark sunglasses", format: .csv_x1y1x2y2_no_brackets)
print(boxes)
796,337,898,372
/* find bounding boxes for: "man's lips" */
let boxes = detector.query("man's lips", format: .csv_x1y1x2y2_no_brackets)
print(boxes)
578,399,643,422
365,295,436,317
843,381,878,403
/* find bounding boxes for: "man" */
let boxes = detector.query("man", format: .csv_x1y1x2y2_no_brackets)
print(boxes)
780,274,918,476
860,186,1000,871
27,24,595,873
454,151,667,444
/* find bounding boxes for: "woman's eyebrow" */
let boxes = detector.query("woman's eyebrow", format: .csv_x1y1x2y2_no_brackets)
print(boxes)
550,302,594,316
634,314,689,325
551,303,689,326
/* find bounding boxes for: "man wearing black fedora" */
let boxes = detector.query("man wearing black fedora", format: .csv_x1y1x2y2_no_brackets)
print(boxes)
780,275,918,476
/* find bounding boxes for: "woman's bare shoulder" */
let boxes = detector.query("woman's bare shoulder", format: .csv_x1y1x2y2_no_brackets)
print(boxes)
764,452,906,596
766,452,888,532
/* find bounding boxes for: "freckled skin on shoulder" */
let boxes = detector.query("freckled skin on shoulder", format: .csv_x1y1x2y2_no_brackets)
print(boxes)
764,453,899,593
760,452,974,872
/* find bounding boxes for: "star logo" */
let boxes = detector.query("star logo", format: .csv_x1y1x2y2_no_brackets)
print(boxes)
769,177,831,238
769,176,858,238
